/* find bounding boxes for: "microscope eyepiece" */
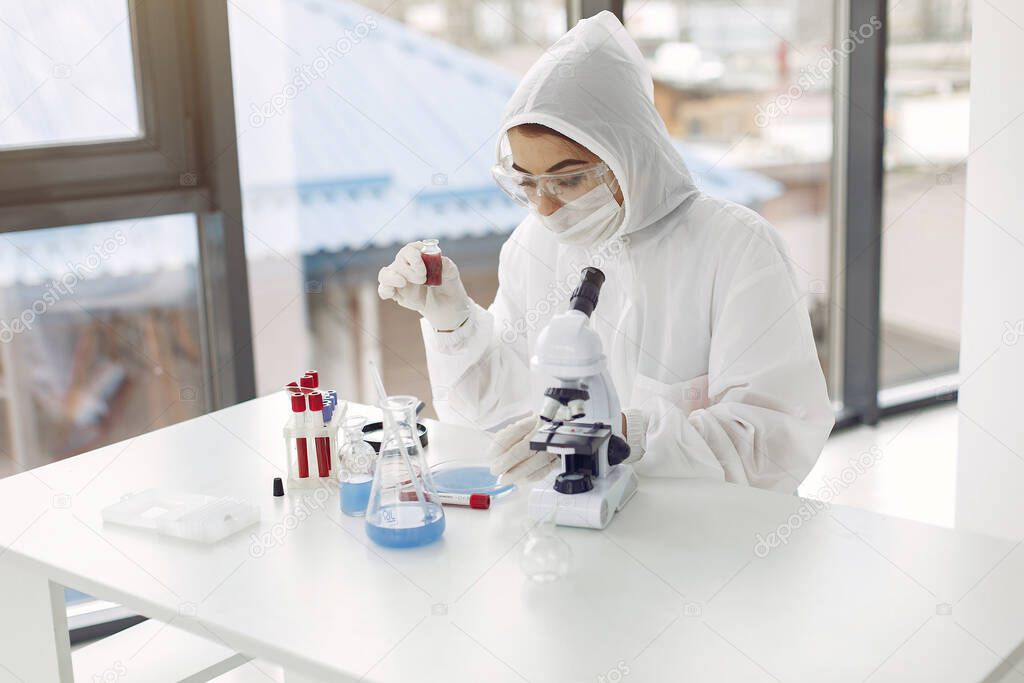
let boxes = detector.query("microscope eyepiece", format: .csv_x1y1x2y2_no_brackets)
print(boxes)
570,267,605,318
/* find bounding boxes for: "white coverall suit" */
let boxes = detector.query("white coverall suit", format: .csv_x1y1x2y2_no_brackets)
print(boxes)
419,11,834,493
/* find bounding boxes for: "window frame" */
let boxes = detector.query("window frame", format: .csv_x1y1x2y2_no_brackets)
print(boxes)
837,0,887,425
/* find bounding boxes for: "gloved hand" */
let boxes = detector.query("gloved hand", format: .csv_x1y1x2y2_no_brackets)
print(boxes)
490,413,638,484
377,241,471,331
488,415,559,484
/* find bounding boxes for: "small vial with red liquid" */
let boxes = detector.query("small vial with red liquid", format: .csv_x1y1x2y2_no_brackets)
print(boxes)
420,239,443,286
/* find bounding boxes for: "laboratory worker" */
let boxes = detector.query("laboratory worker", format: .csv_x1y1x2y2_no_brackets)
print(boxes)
378,11,834,493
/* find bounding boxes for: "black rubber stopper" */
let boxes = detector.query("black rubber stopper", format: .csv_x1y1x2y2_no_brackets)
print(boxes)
272,477,285,497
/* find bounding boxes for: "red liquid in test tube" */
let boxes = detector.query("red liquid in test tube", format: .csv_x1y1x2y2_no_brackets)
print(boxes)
290,392,310,478
420,239,442,286
308,391,331,478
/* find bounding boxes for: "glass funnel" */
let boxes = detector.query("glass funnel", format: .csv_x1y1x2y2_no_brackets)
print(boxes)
364,395,445,548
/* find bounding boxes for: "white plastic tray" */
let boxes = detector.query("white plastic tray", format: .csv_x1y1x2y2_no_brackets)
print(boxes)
102,489,259,544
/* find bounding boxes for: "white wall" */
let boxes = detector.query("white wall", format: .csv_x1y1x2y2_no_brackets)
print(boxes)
955,0,1024,539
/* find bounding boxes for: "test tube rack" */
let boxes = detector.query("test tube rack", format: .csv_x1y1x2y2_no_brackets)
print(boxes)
283,370,345,490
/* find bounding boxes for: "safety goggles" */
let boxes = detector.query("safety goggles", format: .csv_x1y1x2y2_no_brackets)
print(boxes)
491,155,618,208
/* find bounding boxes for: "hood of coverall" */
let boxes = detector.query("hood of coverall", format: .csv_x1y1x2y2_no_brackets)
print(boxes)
497,11,699,238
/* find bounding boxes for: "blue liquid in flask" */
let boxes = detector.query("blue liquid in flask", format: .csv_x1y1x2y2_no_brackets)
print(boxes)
340,476,373,516
365,501,445,548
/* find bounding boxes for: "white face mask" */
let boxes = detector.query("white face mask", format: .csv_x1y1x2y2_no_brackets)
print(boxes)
536,183,625,246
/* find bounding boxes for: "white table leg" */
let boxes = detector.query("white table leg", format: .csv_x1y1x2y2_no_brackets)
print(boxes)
0,560,72,683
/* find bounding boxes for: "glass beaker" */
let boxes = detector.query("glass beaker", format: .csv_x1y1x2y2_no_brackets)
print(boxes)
364,395,445,548
338,416,376,517
520,508,572,582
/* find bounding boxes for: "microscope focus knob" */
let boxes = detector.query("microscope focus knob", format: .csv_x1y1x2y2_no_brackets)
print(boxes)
554,472,594,495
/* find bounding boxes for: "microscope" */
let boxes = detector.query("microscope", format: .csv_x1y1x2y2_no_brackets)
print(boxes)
527,267,639,529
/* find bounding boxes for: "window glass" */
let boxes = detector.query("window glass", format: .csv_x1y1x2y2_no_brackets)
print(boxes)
0,215,205,475
229,0,565,412
879,0,970,392
0,0,141,150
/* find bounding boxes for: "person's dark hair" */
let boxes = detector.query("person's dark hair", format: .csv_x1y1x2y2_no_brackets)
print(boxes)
513,123,572,141
511,123,593,158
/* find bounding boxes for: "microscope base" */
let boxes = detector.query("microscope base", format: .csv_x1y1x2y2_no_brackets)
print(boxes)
528,464,639,529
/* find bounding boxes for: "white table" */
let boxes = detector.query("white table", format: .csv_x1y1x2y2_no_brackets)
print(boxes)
2,393,1023,683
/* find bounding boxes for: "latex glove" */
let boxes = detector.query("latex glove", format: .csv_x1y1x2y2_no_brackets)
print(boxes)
488,415,559,484
377,241,471,331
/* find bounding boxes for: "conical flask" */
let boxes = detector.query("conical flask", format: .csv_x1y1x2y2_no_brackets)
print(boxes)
364,395,445,548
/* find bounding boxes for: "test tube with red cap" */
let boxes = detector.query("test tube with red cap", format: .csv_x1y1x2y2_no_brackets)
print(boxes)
290,392,310,479
398,490,490,509
307,391,331,478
